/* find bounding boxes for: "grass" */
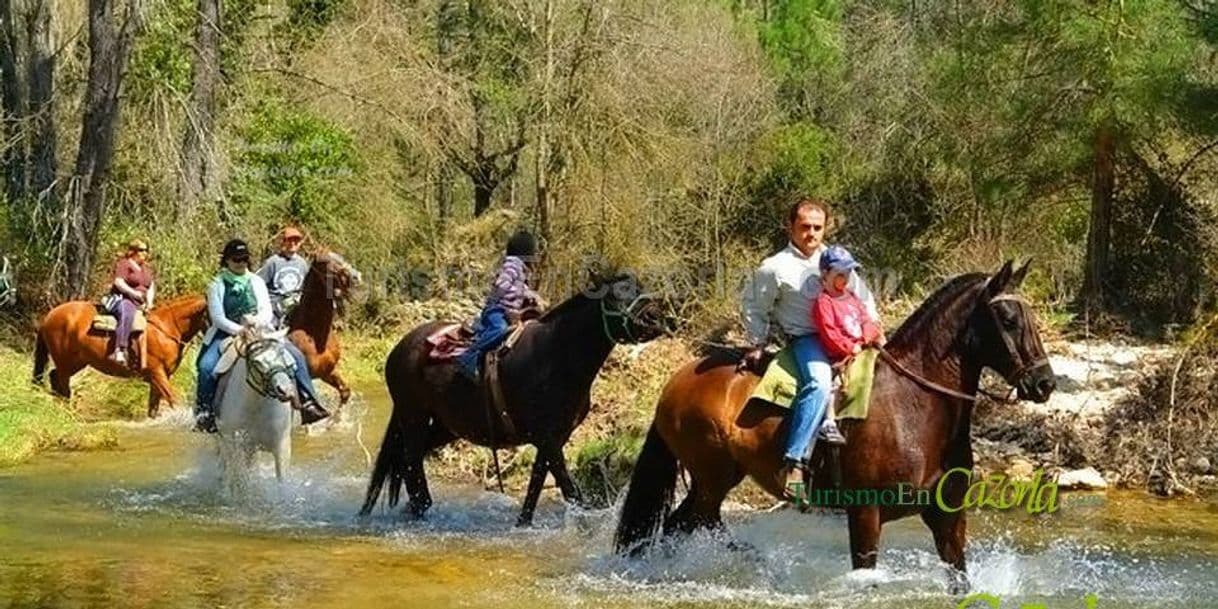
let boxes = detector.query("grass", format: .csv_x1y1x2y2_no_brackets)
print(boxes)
0,344,118,467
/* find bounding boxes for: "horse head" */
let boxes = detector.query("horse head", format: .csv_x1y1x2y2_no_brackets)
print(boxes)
239,324,301,408
968,260,1056,403
310,249,362,314
589,272,675,344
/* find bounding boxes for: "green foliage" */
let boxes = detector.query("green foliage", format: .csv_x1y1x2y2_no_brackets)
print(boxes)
757,0,845,118
229,97,361,230
280,0,348,45
127,0,194,100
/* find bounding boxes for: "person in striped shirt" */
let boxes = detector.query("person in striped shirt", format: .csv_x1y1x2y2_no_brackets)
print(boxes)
457,230,543,381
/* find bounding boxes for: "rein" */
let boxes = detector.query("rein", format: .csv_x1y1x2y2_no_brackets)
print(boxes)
875,292,1048,404
600,292,660,343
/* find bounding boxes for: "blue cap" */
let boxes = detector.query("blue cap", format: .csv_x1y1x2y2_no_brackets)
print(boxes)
819,245,860,274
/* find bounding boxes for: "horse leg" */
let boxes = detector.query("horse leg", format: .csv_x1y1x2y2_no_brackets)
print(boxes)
145,367,176,418
322,370,352,406
544,444,584,507
921,509,969,594
402,420,433,519
516,447,552,527
274,434,292,483
49,363,81,399
847,506,882,569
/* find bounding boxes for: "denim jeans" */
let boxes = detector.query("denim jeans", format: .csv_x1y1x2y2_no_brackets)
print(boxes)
783,334,833,463
109,296,139,352
457,305,511,377
283,341,321,404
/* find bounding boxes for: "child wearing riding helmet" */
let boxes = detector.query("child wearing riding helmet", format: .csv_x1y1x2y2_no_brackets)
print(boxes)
192,238,329,433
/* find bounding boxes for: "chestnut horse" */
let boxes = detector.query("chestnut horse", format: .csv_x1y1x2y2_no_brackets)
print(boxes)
32,295,210,417
360,273,672,527
614,261,1056,592
285,250,361,408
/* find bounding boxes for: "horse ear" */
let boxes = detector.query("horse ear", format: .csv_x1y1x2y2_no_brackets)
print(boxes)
987,260,1015,296
1011,258,1032,288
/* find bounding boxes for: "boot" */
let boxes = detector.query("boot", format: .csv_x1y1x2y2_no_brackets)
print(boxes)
193,408,217,434
299,399,330,425
819,420,847,446
780,458,806,503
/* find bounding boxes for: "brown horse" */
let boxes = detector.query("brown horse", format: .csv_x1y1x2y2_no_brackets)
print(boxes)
360,273,672,526
285,250,361,408
32,295,210,417
613,261,1056,592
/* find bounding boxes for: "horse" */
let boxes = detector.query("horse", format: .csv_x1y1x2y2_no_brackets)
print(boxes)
214,326,302,483
33,295,210,417
613,260,1056,592
360,273,672,527
286,250,361,409
0,255,15,307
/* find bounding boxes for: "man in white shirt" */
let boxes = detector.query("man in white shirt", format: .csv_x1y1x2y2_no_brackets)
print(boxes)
739,198,878,497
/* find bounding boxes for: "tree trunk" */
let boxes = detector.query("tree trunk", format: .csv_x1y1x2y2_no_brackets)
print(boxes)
435,0,458,226
534,0,553,244
473,175,493,217
176,0,221,219
59,0,141,299
0,0,27,206
26,0,54,205
1082,123,1116,314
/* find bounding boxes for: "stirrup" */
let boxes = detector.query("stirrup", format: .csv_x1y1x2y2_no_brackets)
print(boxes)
819,422,847,446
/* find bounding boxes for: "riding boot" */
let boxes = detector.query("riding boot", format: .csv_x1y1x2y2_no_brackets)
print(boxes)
193,406,218,434
299,399,330,425
780,458,806,504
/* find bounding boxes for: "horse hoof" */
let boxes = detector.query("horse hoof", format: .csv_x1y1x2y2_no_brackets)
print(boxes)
515,515,534,528
946,571,971,596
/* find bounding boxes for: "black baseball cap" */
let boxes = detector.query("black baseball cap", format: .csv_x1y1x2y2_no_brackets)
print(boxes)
221,239,251,262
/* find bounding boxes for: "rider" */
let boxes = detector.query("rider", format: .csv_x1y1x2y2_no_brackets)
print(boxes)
257,225,310,328
457,229,543,381
812,245,883,363
193,239,329,433
739,198,878,498
107,239,155,365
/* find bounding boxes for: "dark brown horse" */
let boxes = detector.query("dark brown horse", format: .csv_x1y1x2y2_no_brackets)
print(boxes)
286,250,361,408
360,273,671,526
32,295,210,417
614,261,1055,591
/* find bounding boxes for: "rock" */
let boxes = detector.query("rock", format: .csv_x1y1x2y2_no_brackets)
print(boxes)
1197,475,1218,487
1005,458,1037,481
1188,456,1212,474
1056,467,1108,490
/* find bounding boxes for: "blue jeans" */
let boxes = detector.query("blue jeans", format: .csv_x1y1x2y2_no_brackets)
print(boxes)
195,334,321,414
457,305,511,377
783,334,833,463
108,296,139,352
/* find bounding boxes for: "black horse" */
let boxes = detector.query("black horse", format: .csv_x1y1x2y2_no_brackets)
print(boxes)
360,273,671,526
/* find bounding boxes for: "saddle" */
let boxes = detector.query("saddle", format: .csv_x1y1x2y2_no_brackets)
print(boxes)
424,319,532,442
749,345,879,422
91,305,148,370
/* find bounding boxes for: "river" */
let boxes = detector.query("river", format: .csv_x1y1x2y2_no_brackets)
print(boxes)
2,385,1217,609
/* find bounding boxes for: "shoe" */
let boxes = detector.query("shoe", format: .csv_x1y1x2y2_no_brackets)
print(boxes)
781,459,806,503
193,410,217,434
819,421,847,446
299,399,330,425
109,350,127,365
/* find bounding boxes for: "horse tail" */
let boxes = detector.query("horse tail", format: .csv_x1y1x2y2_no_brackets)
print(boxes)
32,328,49,385
359,403,409,516
614,423,679,555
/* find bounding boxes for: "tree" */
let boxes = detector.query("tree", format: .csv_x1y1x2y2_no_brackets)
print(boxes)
177,0,222,219
59,0,143,298
0,0,56,242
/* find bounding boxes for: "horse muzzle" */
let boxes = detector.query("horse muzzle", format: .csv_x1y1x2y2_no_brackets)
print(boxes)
1015,363,1056,403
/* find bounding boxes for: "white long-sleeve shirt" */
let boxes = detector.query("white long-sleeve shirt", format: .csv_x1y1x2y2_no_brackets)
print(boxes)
740,242,878,346
201,272,273,344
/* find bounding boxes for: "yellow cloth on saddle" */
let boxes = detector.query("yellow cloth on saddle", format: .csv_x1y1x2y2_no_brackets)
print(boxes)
749,345,878,420
91,310,147,333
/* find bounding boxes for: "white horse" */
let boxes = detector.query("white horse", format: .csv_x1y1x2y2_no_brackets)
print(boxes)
214,326,301,483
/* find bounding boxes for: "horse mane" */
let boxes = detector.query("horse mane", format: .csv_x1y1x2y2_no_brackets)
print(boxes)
537,273,634,322
885,272,989,351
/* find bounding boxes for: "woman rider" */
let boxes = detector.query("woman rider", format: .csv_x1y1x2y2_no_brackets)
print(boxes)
193,239,330,433
107,238,155,366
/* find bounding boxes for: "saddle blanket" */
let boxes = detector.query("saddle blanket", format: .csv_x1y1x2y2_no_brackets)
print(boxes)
91,310,147,333
750,345,878,420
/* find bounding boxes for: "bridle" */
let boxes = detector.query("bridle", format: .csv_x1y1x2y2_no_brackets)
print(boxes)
877,292,1048,404
600,290,665,343
987,293,1050,390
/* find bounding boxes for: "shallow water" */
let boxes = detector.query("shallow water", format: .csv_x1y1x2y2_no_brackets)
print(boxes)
2,385,1216,609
